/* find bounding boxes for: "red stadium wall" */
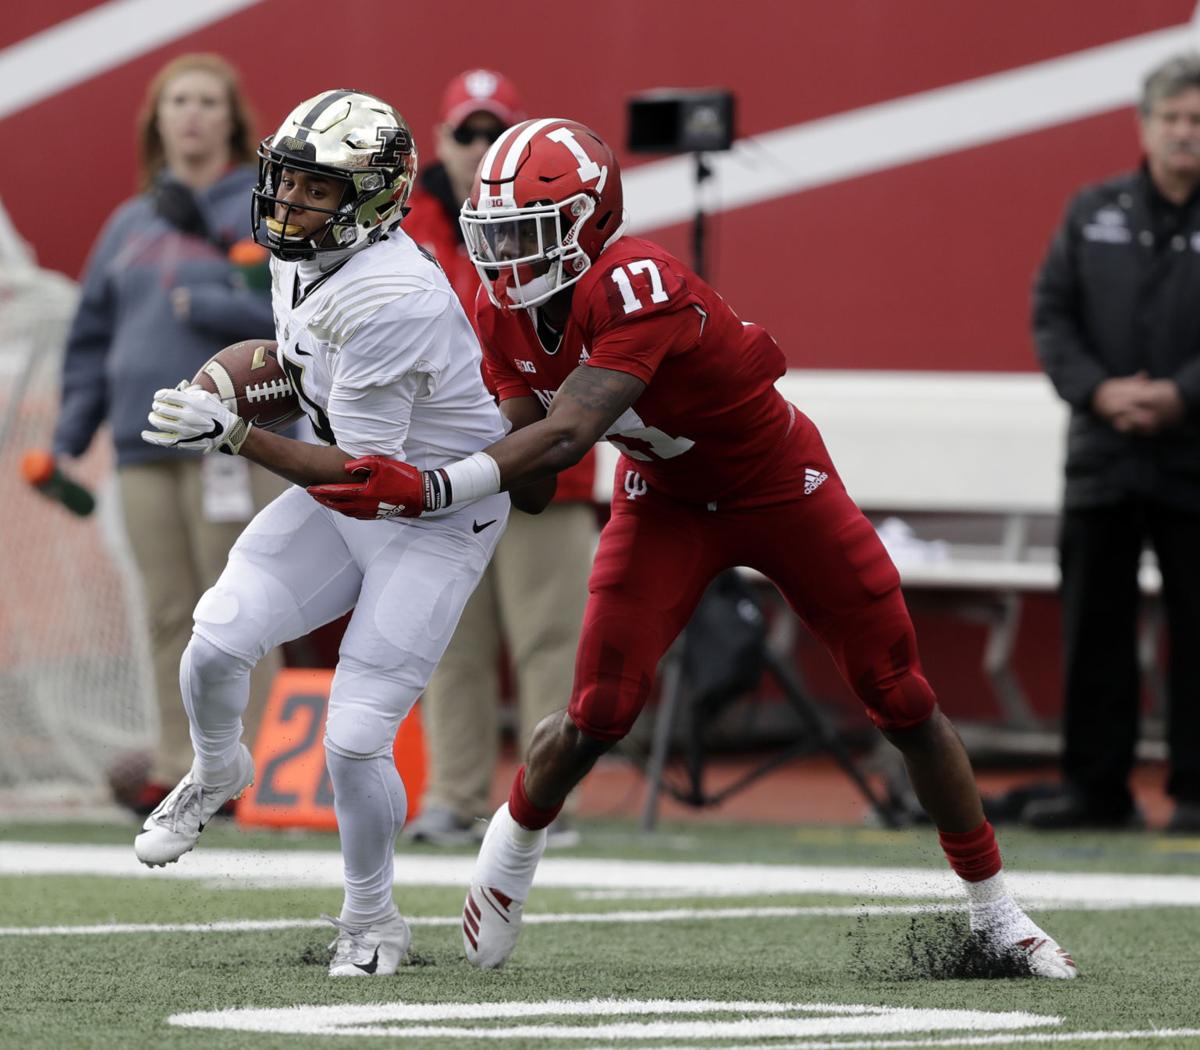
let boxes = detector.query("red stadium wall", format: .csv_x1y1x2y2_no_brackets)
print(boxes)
1,1,1188,729
2,0,1191,372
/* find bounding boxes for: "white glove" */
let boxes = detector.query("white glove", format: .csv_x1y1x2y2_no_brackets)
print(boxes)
142,382,250,455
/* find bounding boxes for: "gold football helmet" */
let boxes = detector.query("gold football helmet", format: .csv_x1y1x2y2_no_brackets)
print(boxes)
253,89,417,260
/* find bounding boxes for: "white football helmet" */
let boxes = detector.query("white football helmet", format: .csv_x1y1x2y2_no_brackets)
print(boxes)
253,89,417,260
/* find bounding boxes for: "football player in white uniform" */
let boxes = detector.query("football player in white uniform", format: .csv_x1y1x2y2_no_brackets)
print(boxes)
136,89,509,977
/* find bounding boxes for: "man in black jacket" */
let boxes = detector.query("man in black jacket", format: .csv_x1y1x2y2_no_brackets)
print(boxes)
1031,51,1200,833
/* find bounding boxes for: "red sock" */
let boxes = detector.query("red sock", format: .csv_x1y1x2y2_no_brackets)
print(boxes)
507,765,563,831
938,819,1002,882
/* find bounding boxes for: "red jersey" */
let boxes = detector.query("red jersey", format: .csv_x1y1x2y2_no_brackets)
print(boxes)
404,166,595,503
478,236,796,506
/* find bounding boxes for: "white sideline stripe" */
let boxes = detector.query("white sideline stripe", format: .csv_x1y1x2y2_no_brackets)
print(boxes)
0,903,958,938
0,0,265,121
605,1032,1200,1050
4,841,1200,906
623,17,1200,233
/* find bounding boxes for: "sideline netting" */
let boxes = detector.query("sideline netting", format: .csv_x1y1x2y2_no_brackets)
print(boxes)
0,259,155,805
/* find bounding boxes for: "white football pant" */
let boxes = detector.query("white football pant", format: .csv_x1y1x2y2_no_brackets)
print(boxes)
182,484,508,922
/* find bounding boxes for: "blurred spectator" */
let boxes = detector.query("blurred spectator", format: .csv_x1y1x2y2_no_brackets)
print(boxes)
1030,51,1200,833
52,53,285,815
401,70,596,845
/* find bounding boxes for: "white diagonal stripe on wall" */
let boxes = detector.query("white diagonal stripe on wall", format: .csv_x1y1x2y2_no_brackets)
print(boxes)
3,3,1199,230
625,14,1200,233
0,0,265,121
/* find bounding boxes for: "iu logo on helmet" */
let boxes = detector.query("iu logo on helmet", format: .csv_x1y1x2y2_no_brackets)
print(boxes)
371,127,412,167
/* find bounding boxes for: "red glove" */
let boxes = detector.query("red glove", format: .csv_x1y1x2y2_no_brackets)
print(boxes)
308,456,427,519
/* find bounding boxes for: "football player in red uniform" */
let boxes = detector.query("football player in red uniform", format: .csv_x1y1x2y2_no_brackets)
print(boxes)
309,118,1078,979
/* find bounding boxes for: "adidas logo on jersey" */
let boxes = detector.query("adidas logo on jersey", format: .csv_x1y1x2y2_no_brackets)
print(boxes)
804,467,828,495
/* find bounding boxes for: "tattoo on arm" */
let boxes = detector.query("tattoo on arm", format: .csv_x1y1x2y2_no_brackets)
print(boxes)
553,365,645,424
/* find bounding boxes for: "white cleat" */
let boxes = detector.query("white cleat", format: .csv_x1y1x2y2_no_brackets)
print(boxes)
133,744,254,867
326,911,412,977
462,803,547,969
971,896,1079,979
1008,934,1080,979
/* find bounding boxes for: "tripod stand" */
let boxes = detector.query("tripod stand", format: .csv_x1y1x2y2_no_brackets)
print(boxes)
636,576,902,831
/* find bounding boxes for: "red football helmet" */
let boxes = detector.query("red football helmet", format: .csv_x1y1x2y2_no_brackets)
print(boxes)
459,118,626,308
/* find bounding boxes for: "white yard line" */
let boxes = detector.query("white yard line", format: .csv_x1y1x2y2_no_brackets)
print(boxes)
163,998,1200,1045
581,1033,1200,1050
0,903,958,938
2,841,1199,907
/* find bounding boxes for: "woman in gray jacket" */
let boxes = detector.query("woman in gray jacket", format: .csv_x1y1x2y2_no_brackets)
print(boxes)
53,53,284,814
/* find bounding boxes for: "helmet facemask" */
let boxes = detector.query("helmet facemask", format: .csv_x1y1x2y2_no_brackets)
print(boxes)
253,142,411,261
460,192,595,308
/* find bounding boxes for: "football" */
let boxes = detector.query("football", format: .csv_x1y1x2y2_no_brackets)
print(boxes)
192,338,302,431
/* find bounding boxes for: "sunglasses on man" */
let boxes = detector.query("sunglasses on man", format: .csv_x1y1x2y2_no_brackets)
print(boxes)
451,124,505,146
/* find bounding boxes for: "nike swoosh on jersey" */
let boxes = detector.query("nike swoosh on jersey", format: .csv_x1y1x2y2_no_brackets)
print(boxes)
472,519,498,533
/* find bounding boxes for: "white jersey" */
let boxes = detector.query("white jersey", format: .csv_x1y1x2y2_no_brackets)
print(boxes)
269,229,504,468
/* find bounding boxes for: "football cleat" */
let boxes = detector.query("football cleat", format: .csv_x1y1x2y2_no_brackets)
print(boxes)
133,744,255,867
971,897,1079,979
1009,934,1080,979
326,911,412,977
462,803,547,969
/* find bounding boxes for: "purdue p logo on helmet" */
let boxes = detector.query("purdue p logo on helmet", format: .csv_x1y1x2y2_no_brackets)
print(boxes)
253,89,418,260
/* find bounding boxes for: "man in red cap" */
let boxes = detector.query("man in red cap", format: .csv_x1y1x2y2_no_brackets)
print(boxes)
402,71,598,846
404,70,526,305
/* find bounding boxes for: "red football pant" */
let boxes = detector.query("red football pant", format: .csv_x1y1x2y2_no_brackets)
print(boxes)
567,423,937,742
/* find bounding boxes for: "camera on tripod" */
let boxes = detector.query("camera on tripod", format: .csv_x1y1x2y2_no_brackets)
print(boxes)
626,88,736,154
625,89,736,281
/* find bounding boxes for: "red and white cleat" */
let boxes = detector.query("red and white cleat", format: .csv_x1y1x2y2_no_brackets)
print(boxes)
1010,934,1080,979
462,804,547,969
971,896,1080,980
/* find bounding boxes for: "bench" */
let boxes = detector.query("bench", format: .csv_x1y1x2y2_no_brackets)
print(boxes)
594,370,1163,730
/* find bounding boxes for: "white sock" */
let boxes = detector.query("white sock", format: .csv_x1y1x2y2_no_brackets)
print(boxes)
964,874,1043,939
477,804,546,900
180,634,253,785
963,870,1008,905
326,750,408,927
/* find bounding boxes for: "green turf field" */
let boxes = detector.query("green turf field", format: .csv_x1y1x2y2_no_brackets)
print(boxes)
2,819,1199,1049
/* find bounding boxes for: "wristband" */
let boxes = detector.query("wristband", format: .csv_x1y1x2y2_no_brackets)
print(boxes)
423,451,500,510
219,418,251,456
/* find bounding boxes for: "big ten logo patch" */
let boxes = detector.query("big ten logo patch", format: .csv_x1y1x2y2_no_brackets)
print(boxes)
236,669,426,831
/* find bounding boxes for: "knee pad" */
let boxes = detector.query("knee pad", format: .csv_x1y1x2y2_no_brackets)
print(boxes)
566,643,654,744
846,629,937,732
182,632,255,689
324,654,421,758
193,570,301,665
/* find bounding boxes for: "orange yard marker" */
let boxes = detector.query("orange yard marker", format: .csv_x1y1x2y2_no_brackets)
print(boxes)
236,669,427,830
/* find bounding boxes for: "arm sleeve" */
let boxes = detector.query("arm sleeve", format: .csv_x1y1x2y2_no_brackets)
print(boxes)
52,213,123,458
325,289,451,459
1031,196,1108,410
183,282,276,340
